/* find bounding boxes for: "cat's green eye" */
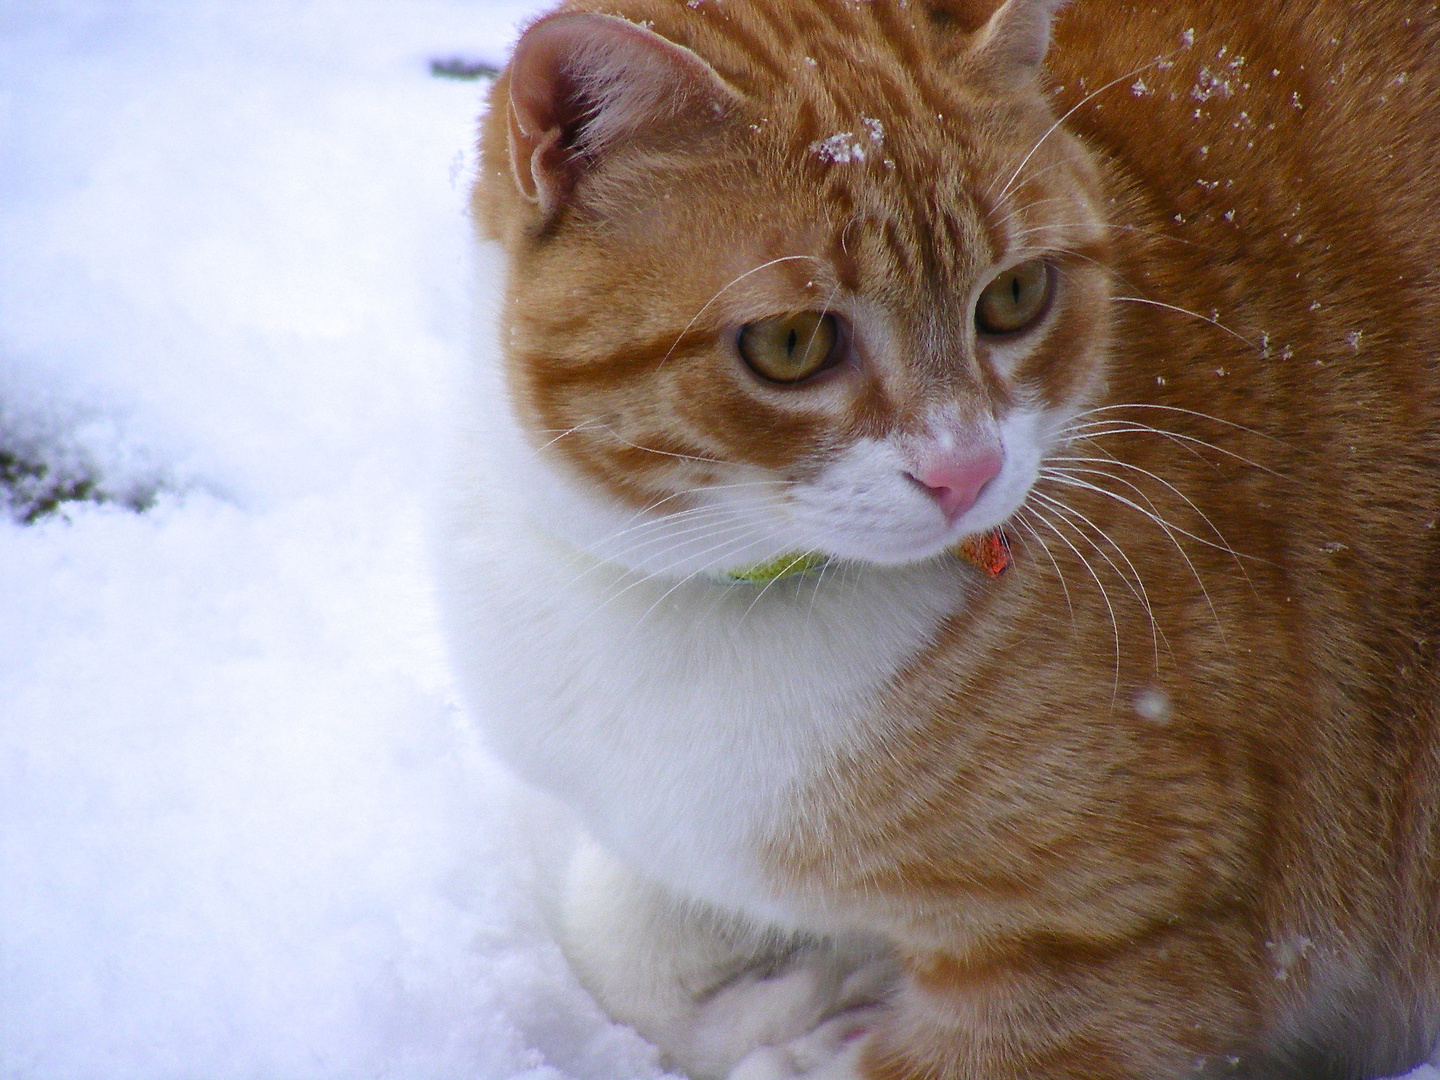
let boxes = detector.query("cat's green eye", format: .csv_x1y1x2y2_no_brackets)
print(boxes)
975,259,1053,337
738,312,842,384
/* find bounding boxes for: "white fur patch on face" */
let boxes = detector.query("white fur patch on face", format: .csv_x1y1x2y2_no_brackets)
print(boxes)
786,437,955,564
985,405,1056,525
779,404,1063,566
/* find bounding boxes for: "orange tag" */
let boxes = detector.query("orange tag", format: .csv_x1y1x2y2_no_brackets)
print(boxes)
953,528,1012,578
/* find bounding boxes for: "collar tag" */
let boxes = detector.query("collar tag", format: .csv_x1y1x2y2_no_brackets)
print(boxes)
950,528,1012,578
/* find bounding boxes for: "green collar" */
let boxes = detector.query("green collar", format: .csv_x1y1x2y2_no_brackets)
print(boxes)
723,551,829,584
722,529,1012,584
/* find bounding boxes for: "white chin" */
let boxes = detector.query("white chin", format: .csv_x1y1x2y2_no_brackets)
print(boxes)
806,521,961,570
805,493,1025,568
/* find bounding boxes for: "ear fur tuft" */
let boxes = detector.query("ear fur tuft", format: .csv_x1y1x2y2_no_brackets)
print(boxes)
505,13,739,214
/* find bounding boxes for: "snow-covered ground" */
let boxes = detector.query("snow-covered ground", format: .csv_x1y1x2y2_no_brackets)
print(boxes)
0,3,663,1077
0,4,1436,1079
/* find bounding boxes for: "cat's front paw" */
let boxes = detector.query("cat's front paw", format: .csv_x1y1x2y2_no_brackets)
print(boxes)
726,1005,882,1080
686,951,892,1079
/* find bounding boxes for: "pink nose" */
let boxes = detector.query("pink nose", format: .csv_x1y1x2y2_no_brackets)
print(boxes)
910,449,1003,523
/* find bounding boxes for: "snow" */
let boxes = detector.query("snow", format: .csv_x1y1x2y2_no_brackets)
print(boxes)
0,2,663,1077
0,3,1435,1079
808,132,868,164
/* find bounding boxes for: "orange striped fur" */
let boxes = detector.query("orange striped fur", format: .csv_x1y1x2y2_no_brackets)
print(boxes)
462,0,1440,1076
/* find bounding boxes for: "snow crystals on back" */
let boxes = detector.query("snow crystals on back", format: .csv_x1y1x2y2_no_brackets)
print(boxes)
810,131,868,163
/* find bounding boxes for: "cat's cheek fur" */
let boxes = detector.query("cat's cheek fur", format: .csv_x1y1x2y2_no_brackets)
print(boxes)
476,331,802,580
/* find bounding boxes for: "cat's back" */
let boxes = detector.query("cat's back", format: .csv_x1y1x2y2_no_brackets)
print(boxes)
1051,1,1440,264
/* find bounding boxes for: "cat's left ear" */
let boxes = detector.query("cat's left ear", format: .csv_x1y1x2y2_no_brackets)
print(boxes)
504,13,742,215
966,0,1070,87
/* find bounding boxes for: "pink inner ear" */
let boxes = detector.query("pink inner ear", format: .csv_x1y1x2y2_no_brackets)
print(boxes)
504,13,739,212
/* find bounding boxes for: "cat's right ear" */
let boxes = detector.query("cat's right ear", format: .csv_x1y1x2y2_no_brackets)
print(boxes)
504,13,741,215
965,0,1071,88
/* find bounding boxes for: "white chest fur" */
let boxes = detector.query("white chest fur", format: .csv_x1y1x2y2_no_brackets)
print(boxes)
437,393,966,923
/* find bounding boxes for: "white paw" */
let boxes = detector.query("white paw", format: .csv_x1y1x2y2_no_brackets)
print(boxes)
685,946,894,1078
726,1005,882,1080
689,963,835,1067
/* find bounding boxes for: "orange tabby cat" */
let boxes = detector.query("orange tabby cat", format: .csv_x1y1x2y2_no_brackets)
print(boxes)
440,0,1440,1076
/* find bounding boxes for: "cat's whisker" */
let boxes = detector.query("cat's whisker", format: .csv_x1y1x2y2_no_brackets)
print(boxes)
602,480,793,542
539,421,750,532
1039,468,1231,638
1042,463,1244,570
535,418,616,451
1052,260,1215,348
557,420,729,467
803,550,838,629
1108,295,1266,355
1054,438,1265,585
579,518,770,627
1028,489,1164,670
659,254,826,370
578,494,755,546
1064,403,1298,450
537,422,789,554
1050,252,1131,293
623,527,787,639
730,542,848,630
1058,421,1289,479
550,475,811,597
1063,425,1269,556
1061,423,1238,474
584,506,771,575
986,192,1074,233
1077,421,1241,466
1043,454,1262,576
1021,502,1124,703
813,280,844,346
1010,512,1076,628
737,556,795,623
550,505,768,596
985,164,1086,242
987,149,1075,210
1007,222,1201,248
599,507,759,563
623,501,779,565
991,51,1183,205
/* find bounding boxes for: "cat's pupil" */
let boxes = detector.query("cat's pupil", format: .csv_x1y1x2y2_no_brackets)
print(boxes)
787,328,799,356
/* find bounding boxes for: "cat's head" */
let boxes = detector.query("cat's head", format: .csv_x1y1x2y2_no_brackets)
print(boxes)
475,0,1112,579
